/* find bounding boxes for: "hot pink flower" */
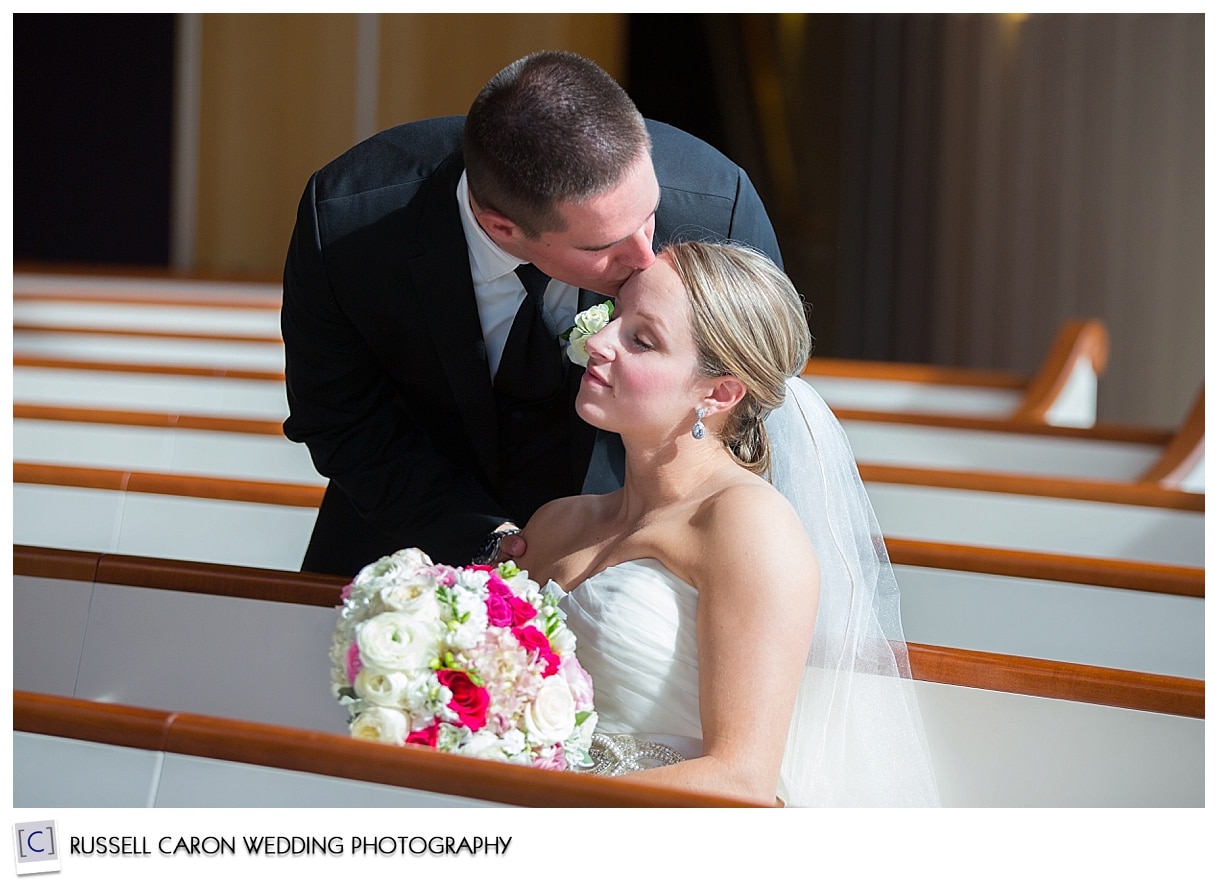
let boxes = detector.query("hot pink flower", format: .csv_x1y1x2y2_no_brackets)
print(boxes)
486,581,537,627
514,625,560,676
406,723,439,748
437,669,490,730
345,642,363,684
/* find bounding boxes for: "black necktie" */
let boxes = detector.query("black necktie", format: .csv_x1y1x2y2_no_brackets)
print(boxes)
495,263,563,400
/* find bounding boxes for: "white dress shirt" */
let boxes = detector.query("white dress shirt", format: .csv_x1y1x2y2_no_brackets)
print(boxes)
456,171,580,380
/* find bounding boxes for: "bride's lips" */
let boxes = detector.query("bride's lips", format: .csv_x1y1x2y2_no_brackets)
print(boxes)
582,367,610,389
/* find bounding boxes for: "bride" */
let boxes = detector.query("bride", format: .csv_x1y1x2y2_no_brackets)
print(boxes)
518,241,939,807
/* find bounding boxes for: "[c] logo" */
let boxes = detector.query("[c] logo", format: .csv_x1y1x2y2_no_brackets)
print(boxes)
11,820,61,876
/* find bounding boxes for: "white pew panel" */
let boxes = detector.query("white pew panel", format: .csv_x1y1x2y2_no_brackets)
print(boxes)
15,484,314,570
74,582,345,734
154,753,497,808
867,483,1203,567
13,272,281,303
896,566,1203,679
13,300,282,338
13,732,500,808
14,484,125,553
12,331,285,371
14,367,288,420
842,420,1163,480
13,575,95,696
913,680,1202,807
806,375,1022,418
15,733,164,808
14,419,323,485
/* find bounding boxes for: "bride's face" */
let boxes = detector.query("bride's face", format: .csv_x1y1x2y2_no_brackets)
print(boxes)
575,255,707,436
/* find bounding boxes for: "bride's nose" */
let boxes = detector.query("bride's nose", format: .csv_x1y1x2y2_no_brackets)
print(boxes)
584,325,614,362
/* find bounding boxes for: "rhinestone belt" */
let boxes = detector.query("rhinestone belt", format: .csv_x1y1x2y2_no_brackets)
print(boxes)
584,733,687,776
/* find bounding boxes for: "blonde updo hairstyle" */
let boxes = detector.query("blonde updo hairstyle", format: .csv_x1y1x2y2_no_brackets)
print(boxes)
663,240,813,477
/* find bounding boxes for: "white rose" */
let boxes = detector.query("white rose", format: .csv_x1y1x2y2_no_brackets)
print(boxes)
379,579,442,620
350,706,408,744
354,667,412,708
356,612,437,673
565,302,614,367
523,676,577,745
353,547,431,589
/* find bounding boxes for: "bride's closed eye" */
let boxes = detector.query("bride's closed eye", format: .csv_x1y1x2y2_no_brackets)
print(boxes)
629,332,654,351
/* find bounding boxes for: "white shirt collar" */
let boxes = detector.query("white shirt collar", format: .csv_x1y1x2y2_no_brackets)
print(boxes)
456,170,524,284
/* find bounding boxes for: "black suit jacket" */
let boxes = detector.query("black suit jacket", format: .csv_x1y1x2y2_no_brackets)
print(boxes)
282,116,781,575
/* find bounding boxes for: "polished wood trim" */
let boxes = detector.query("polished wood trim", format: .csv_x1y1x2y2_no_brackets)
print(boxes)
13,546,103,582
13,262,280,284
886,538,1204,598
858,463,1205,511
13,293,280,311
94,553,346,608
14,462,323,507
802,357,1027,389
835,407,1174,446
14,462,130,491
14,323,282,344
15,690,175,752
1013,318,1110,422
123,471,322,507
13,404,285,436
907,643,1203,718
13,355,284,382
1141,386,1205,488
13,691,755,808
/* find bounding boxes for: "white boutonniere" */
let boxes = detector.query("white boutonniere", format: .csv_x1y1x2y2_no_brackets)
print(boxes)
561,301,614,367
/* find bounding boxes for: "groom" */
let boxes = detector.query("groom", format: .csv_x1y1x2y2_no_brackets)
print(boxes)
282,50,783,577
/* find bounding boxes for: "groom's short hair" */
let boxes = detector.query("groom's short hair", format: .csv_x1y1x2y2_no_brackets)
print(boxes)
463,50,651,238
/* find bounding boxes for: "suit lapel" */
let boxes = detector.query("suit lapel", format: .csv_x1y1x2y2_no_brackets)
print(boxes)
407,157,501,485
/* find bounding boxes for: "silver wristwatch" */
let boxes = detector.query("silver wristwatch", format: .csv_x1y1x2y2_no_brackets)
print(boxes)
471,527,521,565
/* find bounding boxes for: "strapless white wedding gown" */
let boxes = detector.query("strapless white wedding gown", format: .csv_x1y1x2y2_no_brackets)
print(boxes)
557,559,705,762
556,557,940,807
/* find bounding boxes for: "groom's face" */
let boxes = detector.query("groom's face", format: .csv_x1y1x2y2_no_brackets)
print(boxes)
512,153,661,296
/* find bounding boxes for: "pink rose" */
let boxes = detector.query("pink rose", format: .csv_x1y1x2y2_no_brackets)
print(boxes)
487,581,537,627
532,744,566,771
437,669,489,730
514,625,560,676
485,592,514,627
406,723,439,748
341,582,354,601
345,643,363,685
560,655,595,711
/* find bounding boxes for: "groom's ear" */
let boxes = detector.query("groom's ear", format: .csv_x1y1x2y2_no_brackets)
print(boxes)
474,206,524,247
705,376,747,415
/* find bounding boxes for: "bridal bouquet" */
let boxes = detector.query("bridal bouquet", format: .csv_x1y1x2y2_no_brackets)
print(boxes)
330,548,598,771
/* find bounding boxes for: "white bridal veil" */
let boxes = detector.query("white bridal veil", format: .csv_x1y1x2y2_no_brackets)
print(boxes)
766,378,940,807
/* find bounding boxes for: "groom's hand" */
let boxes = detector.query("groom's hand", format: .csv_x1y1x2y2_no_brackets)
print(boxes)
494,527,527,564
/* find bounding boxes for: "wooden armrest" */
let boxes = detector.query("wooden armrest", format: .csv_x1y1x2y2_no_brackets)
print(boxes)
1140,385,1204,488
1012,318,1109,423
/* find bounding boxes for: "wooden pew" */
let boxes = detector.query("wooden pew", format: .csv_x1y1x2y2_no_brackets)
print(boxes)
839,384,1205,492
16,455,1202,569
17,508,1203,691
13,365,288,421
803,318,1109,427
16,269,1105,429
12,547,1202,807
13,414,322,485
8,690,758,808
861,465,1203,567
13,464,320,570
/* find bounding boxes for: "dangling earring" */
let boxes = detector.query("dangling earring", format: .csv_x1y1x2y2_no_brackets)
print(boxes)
691,407,707,440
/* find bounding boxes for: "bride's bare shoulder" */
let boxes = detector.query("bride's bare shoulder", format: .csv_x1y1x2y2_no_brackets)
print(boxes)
692,477,817,571
518,493,613,574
